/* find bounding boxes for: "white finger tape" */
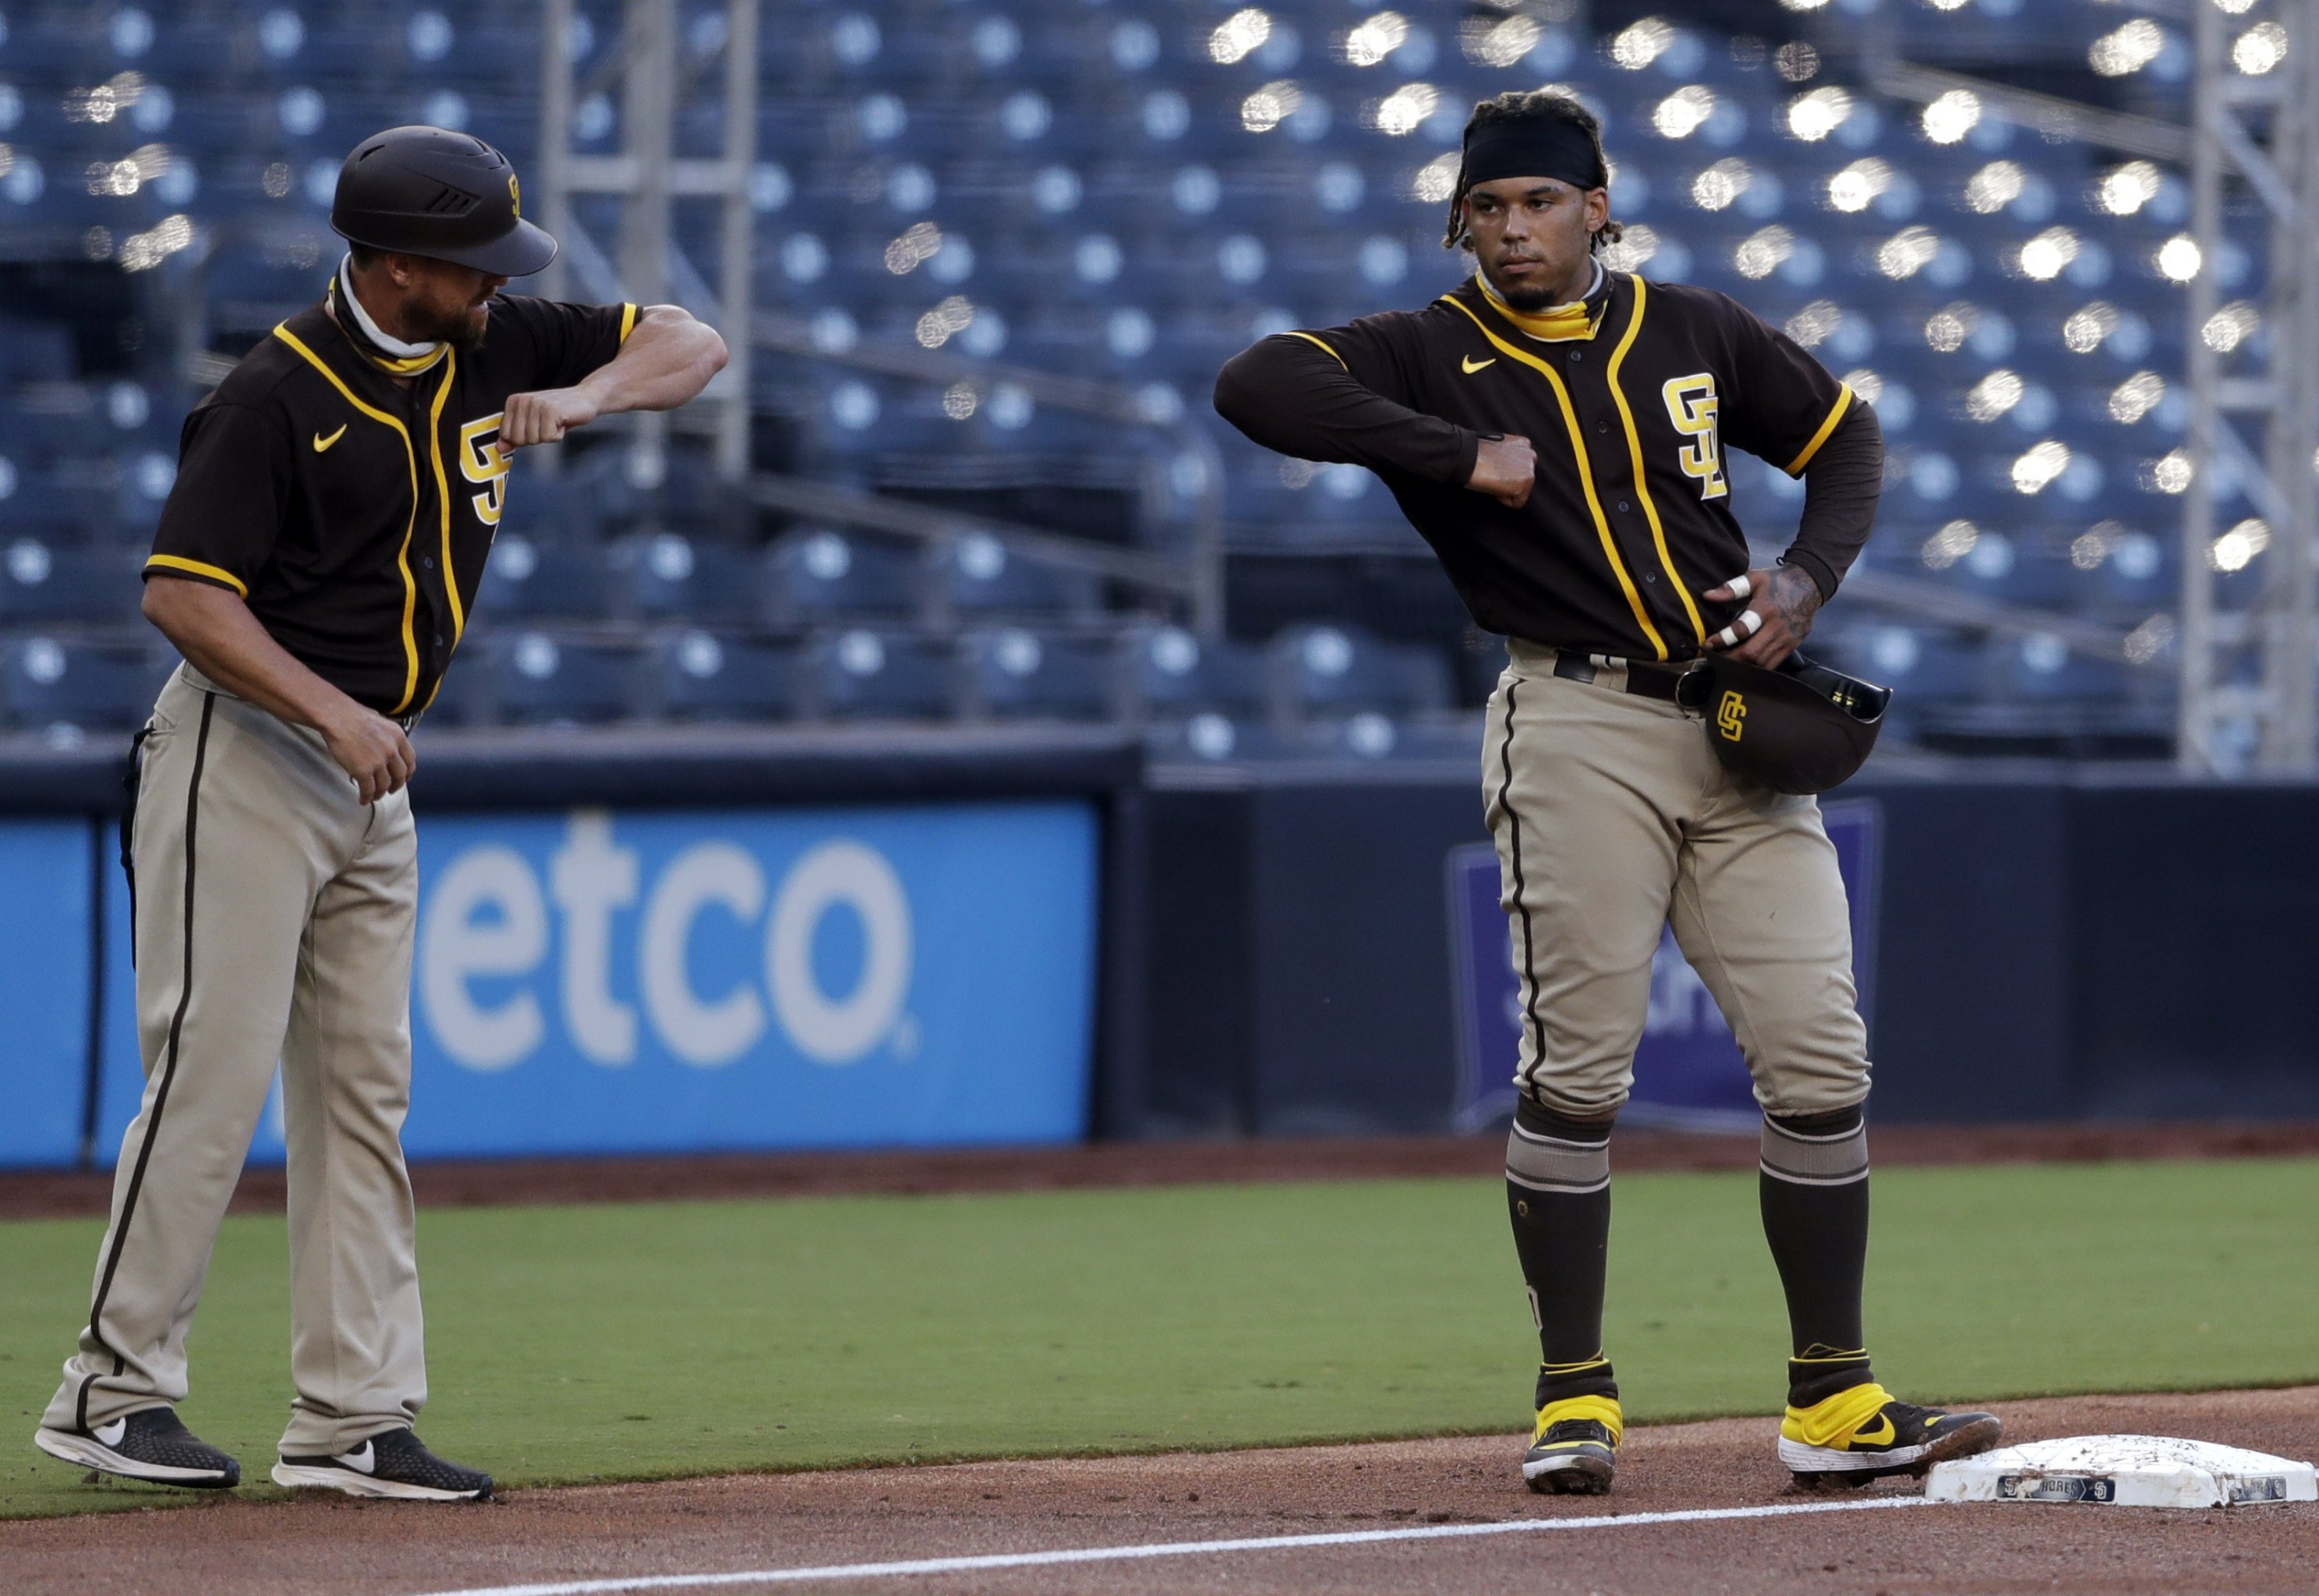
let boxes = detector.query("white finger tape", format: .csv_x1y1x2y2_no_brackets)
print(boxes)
1740,608,1763,637
1725,572,1753,601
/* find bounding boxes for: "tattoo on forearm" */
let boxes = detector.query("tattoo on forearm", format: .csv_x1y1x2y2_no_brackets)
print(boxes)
1772,566,1822,637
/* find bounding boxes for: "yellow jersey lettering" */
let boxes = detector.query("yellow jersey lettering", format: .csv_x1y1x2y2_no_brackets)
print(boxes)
1662,375,1728,501
458,412,510,525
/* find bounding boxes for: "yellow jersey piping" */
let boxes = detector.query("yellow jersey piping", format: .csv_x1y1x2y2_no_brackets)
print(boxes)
1783,383,1855,476
618,302,638,344
143,554,248,597
272,323,424,715
1285,330,1346,369
426,351,465,648
1442,295,1669,661
1604,277,1706,647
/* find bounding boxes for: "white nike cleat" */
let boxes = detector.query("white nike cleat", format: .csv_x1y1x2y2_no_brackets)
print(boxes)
272,1427,492,1501
34,1407,241,1488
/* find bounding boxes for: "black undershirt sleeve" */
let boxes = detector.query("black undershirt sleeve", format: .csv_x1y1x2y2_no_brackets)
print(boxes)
1780,401,1882,602
1213,330,1480,488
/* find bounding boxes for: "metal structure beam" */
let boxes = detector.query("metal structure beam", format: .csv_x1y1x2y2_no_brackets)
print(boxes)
536,0,755,485
2178,0,2319,772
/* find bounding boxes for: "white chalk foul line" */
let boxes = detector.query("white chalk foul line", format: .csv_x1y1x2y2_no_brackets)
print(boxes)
402,1493,1949,1596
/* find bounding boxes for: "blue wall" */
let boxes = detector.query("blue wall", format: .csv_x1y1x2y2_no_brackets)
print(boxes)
1133,775,2319,1135
42,801,1099,1170
0,820,97,1167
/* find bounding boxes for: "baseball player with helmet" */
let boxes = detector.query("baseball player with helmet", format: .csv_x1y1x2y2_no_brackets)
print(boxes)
34,126,726,1500
1216,90,2002,1495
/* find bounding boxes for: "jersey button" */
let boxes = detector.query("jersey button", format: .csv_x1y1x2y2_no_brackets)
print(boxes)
1618,500,1631,511
1567,351,1582,365
422,557,434,570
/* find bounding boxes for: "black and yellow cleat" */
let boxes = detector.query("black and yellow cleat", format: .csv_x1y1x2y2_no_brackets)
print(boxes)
1779,1382,2003,1487
1522,1393,1621,1495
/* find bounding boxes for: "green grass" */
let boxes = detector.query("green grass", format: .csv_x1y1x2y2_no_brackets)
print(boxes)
4,1157,2315,1518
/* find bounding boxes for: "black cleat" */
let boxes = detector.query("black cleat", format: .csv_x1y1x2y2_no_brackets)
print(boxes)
34,1407,242,1489
1780,1385,2003,1486
272,1426,493,1502
1522,1395,1621,1495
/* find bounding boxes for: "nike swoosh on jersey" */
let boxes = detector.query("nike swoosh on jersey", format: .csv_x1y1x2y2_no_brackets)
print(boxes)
313,424,348,452
1461,355,1496,374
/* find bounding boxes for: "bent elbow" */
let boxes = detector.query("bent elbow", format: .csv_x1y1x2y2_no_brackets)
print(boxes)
1211,351,1260,429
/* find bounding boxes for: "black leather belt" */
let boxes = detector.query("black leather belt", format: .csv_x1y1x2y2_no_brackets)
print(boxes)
1550,651,1689,704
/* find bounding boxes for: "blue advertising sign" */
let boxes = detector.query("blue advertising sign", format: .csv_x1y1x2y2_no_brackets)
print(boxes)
1448,800,1882,1132
0,820,95,1168
95,800,1100,1163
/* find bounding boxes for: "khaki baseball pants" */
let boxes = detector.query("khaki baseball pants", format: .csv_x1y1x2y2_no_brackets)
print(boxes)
1482,640,1870,1120
45,664,427,1455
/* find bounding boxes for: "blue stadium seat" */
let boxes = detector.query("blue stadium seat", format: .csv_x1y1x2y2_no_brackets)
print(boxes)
1118,623,1266,722
2,637,171,735
474,535,617,623
765,528,921,626
0,539,142,624
804,627,955,721
958,625,1114,720
655,630,804,722
925,533,1101,623
485,630,645,726
617,531,769,627
1264,623,1453,726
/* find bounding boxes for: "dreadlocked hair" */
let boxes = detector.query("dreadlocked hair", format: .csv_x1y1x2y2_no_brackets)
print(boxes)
1441,90,1624,256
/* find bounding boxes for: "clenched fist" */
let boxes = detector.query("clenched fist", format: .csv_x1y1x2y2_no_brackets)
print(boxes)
1467,434,1536,509
498,387,603,454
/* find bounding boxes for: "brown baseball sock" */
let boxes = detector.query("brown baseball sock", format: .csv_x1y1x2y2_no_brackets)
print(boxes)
1504,1098,1617,1404
1759,1103,1875,1406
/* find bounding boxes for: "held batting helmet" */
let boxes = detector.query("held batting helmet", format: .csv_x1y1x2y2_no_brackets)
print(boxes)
330,126,557,277
1676,653,1893,796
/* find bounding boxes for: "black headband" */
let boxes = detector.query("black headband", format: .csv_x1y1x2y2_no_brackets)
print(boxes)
1461,116,1603,192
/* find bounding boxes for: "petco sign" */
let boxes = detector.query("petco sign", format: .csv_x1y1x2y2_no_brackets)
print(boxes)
400,802,1099,1158
422,820,914,1070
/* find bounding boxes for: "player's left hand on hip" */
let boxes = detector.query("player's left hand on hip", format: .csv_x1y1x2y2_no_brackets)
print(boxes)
1699,565,1822,668
498,387,601,454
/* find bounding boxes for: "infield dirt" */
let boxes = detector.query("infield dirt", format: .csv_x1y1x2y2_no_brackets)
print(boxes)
3,1386,2313,1595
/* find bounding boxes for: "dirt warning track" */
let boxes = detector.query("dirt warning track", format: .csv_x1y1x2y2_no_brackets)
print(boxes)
5,1387,2313,1596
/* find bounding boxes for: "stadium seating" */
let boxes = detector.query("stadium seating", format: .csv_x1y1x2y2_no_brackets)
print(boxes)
0,2,2216,757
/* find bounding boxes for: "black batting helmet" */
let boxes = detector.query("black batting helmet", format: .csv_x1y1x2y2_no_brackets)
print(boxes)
1677,653,1893,796
330,125,557,277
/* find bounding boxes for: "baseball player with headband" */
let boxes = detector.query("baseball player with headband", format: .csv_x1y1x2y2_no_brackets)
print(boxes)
1216,90,2001,1494
34,126,726,1499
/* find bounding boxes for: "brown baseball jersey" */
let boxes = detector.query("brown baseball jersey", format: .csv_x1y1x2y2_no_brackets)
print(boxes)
143,294,637,716
1213,269,1872,663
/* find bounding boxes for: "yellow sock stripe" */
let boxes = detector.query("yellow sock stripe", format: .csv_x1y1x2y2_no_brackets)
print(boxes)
1782,383,1855,476
426,351,465,648
1535,1393,1624,1445
1604,277,1704,647
1540,1354,1610,1375
1791,1346,1871,1364
1442,295,1668,661
272,323,423,715
143,554,248,597
1785,1380,1893,1449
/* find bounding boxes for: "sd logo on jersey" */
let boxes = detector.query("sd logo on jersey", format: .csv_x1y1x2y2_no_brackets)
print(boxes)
1716,690,1746,743
458,413,510,525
